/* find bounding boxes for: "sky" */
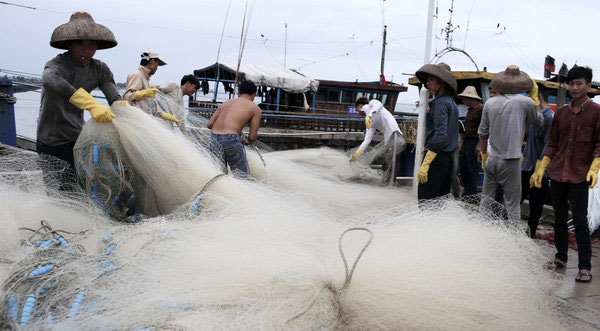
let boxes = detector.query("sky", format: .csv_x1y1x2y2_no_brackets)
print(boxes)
2,0,600,103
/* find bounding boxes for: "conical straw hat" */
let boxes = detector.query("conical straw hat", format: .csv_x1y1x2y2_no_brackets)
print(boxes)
50,12,117,50
415,62,458,95
490,65,532,94
457,86,481,101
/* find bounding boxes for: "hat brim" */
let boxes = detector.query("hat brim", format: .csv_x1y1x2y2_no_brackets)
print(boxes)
50,20,117,50
490,71,532,94
157,58,167,66
457,93,481,101
415,64,458,95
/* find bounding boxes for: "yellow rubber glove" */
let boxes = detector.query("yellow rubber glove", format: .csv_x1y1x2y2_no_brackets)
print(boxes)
417,151,437,184
133,87,160,101
365,116,372,129
586,157,600,188
69,88,115,123
529,79,540,107
112,100,130,107
480,151,489,171
160,112,183,123
529,156,552,188
348,148,363,162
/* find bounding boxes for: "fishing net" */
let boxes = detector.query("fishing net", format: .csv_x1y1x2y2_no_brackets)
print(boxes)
0,102,573,329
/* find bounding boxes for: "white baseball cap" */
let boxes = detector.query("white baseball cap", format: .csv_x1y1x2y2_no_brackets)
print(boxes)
140,49,167,66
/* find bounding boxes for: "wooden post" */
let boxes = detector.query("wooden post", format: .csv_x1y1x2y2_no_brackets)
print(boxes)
0,78,17,147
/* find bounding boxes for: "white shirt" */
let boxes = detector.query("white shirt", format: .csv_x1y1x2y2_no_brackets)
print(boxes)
359,99,402,151
156,82,187,128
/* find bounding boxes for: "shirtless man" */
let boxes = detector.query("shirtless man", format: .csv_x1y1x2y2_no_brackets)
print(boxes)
207,80,261,178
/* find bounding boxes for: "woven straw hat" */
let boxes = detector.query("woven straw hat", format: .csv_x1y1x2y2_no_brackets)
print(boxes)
457,86,481,101
415,62,458,94
490,65,532,94
50,12,117,50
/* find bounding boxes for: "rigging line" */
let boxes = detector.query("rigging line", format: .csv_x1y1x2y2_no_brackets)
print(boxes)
215,0,233,64
504,33,537,72
296,52,350,70
0,1,35,9
351,35,367,79
262,40,284,66
463,0,476,49
387,37,421,60
501,34,537,73
0,68,42,77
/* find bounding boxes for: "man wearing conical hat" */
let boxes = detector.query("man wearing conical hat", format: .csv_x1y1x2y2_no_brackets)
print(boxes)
123,50,181,125
37,11,125,191
475,65,542,222
457,86,484,201
414,63,460,201
530,66,598,283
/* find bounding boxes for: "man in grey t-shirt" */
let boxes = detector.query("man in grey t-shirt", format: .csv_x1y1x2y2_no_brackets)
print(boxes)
476,65,543,221
37,12,124,191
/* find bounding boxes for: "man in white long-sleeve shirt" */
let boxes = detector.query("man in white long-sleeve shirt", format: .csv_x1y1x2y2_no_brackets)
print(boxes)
349,97,404,185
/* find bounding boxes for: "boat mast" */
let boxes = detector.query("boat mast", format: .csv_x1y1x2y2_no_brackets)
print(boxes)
380,25,387,84
413,0,436,194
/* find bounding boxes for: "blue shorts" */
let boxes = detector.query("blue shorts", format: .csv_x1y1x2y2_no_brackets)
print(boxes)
209,133,249,178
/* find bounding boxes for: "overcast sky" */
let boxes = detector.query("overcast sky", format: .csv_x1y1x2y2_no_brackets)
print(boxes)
2,0,599,103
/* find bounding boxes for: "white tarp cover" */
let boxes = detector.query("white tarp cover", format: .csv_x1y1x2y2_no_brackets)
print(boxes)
221,63,319,93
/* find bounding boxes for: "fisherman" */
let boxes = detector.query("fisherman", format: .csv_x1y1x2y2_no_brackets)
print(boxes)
207,81,262,178
457,86,484,201
530,66,597,283
123,50,181,124
476,65,542,222
414,63,459,201
156,74,201,133
520,84,553,238
37,12,125,192
348,97,404,185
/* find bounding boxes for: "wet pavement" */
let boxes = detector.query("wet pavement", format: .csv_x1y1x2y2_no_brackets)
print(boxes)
524,205,600,330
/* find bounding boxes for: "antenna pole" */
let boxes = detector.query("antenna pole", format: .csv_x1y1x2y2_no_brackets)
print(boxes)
284,23,288,68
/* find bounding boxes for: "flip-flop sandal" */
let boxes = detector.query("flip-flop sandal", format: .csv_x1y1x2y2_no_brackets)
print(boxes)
575,271,592,283
545,260,566,270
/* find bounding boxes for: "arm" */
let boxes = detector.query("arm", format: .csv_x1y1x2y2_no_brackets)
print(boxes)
359,127,376,151
368,99,384,115
97,63,122,105
543,110,559,159
41,62,76,98
123,72,142,103
536,113,553,160
207,107,221,129
246,107,262,144
159,81,179,94
428,100,450,153
528,99,543,128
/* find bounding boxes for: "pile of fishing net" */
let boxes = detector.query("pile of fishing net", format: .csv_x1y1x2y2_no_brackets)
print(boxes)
0,103,571,329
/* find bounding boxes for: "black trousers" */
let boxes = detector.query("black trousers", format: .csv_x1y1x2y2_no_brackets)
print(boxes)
36,141,77,192
521,170,549,238
418,151,454,201
459,138,480,197
551,180,592,270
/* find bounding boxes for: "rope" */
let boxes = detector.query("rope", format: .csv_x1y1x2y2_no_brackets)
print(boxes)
287,227,373,323
189,173,227,215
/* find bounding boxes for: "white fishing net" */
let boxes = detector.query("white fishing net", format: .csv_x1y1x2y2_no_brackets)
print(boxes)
0,102,570,329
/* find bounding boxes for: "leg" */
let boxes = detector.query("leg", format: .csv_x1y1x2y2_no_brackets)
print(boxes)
460,139,479,197
527,174,548,238
418,152,452,201
36,141,77,192
499,159,522,222
209,134,227,173
569,182,592,272
223,137,250,179
480,157,500,213
550,180,570,264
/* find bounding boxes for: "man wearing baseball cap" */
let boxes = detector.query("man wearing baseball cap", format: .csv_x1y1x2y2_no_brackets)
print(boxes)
123,50,181,124
37,11,126,192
